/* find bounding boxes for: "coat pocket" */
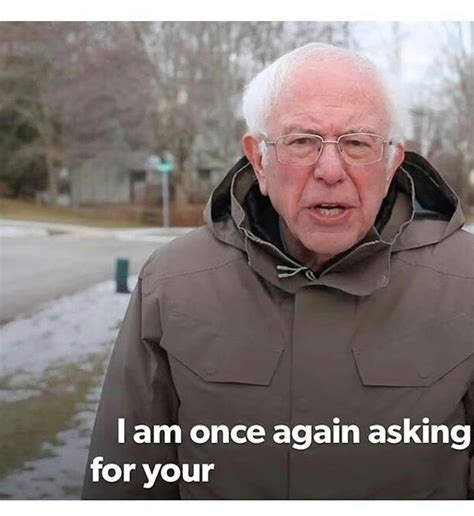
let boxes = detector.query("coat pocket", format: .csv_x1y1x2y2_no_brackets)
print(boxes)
160,311,283,386
352,313,474,387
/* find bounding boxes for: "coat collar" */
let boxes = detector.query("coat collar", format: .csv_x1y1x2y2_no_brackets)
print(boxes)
205,152,464,296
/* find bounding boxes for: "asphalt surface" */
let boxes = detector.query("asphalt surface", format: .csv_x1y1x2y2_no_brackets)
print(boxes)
0,223,188,323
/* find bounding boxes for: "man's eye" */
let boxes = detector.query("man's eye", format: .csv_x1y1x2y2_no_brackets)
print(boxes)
345,139,369,147
289,137,312,146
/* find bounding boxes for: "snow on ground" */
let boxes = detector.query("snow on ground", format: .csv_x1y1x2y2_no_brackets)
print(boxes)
0,277,137,395
0,219,194,242
0,226,49,238
0,278,136,499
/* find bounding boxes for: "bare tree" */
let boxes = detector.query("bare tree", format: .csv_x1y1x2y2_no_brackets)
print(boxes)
0,23,64,199
0,21,361,204
428,22,473,208
130,21,359,204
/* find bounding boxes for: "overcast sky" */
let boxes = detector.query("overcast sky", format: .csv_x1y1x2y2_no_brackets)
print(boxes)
356,22,441,83
359,21,471,83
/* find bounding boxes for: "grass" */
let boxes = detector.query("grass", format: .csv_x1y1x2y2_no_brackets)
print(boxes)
0,374,14,390
0,197,206,227
0,354,107,481
0,197,149,228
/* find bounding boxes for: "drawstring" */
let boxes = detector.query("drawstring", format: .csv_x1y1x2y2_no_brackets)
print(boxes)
276,265,316,280
243,233,317,281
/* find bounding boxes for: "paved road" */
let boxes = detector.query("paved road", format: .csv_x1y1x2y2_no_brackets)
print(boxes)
0,231,166,322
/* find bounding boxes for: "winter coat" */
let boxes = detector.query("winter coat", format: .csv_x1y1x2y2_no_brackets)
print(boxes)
82,151,474,500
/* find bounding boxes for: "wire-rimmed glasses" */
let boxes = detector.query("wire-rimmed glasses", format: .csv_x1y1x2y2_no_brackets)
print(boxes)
260,132,393,166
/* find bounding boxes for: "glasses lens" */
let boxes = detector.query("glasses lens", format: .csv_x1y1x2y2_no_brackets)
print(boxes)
339,134,383,164
276,134,322,165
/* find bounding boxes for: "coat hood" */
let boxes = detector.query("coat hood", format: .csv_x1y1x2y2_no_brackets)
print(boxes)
204,151,465,296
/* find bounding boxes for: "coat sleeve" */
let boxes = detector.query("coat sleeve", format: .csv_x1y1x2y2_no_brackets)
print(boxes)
81,273,180,499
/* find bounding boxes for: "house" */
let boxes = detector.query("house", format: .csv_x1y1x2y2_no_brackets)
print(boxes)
70,150,174,206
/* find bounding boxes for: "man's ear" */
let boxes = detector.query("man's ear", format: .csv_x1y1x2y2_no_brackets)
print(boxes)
242,133,268,196
384,143,405,195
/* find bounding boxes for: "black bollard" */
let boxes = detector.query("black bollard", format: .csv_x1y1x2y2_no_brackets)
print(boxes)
115,258,129,293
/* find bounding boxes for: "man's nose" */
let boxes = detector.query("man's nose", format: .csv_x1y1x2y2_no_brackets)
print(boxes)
312,142,347,184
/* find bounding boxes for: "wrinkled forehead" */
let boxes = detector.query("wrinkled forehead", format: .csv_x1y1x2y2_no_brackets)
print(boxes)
268,58,393,132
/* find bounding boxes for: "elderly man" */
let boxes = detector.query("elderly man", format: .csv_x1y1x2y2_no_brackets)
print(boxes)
83,43,474,499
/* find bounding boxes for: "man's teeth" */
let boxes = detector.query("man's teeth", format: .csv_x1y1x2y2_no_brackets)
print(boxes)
314,205,345,216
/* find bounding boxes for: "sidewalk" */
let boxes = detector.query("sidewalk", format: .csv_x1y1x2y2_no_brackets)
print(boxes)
0,218,195,243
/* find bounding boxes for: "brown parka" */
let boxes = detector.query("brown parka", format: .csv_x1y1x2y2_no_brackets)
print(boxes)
82,151,474,500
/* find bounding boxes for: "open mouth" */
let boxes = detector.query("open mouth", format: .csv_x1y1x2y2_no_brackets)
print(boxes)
312,204,347,217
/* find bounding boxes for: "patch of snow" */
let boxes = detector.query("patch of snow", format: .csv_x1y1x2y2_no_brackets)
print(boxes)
0,219,195,242
0,227,49,238
0,276,138,499
464,224,474,234
0,389,41,403
114,226,194,243
0,277,137,384
114,233,176,244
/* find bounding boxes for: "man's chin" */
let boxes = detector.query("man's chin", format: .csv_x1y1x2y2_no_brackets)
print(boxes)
300,236,360,268
283,223,362,269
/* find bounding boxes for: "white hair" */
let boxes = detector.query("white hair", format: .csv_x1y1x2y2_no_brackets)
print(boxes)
242,43,409,165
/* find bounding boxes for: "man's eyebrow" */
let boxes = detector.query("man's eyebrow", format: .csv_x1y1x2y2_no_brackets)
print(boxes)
346,127,378,134
281,125,322,135
281,125,380,135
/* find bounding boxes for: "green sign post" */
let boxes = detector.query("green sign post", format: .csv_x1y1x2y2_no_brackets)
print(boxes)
157,163,175,174
156,161,174,227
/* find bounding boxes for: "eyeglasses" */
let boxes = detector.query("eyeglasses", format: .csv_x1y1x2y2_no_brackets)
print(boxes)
260,132,393,166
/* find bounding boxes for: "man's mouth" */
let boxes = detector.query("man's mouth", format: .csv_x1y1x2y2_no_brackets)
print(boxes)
312,204,347,217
